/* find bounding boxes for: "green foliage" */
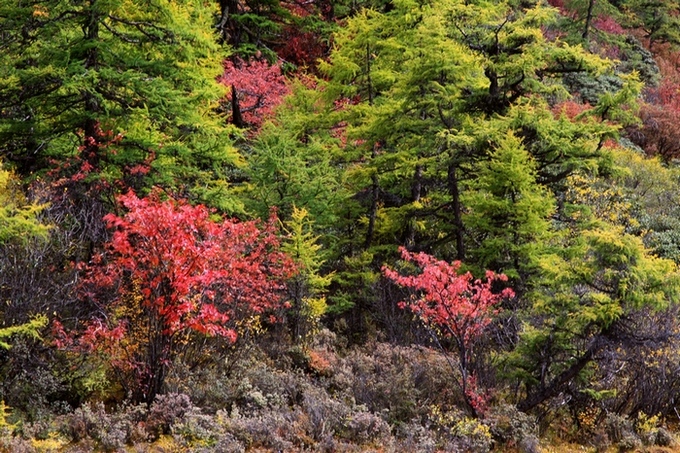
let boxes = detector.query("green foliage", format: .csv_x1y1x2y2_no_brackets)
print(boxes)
620,0,680,48
608,148,680,262
462,131,555,277
1,0,679,436
243,83,347,226
282,207,333,342
283,208,333,296
566,145,680,263
545,223,676,314
328,251,379,315
320,0,615,263
588,72,643,124
0,0,240,207
616,36,661,86
510,214,680,410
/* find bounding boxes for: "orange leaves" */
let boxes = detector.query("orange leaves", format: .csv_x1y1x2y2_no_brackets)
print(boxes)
551,100,592,120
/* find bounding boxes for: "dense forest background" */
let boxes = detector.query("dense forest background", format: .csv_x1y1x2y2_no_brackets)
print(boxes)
1,0,680,451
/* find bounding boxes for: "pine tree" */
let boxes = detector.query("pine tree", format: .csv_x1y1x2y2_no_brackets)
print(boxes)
462,131,555,279
321,0,610,263
0,0,241,208
620,0,680,49
242,83,346,226
513,218,680,412
282,207,333,343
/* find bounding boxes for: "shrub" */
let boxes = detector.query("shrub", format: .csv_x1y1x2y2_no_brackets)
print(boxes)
147,393,194,437
62,402,126,451
604,412,643,451
393,421,437,453
341,410,392,446
74,192,296,404
484,404,538,448
217,408,298,451
428,406,492,453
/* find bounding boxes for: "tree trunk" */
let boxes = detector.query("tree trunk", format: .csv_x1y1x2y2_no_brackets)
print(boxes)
448,163,465,261
218,0,241,46
582,0,595,40
139,315,173,405
231,84,244,127
517,335,606,412
405,164,422,248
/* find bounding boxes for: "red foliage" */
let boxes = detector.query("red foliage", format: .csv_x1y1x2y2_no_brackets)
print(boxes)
599,42,622,60
631,102,680,160
383,248,513,348
383,247,513,416
218,58,290,129
645,79,680,109
628,76,680,159
43,122,154,204
592,16,625,35
276,26,328,68
74,191,296,402
551,100,592,120
464,374,490,416
653,44,680,83
253,0,330,69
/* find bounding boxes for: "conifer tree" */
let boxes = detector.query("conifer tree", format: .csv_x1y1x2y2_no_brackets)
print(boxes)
317,0,680,410
512,219,680,412
0,162,49,354
0,0,240,208
243,83,346,226
620,0,680,49
282,207,333,343
322,0,609,264
462,131,555,279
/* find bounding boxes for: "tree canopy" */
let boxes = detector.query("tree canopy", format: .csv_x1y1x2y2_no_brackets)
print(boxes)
0,0,241,208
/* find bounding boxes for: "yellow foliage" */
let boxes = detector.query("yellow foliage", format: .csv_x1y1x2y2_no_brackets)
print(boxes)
565,173,637,229
576,406,599,432
0,165,49,243
0,401,15,432
32,5,49,17
31,433,67,452
236,314,266,337
637,412,661,433
429,405,492,440
153,434,185,452
302,297,328,323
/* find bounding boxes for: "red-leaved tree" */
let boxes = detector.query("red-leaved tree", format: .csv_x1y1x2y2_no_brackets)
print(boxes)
383,248,514,416
219,58,290,129
67,191,296,403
